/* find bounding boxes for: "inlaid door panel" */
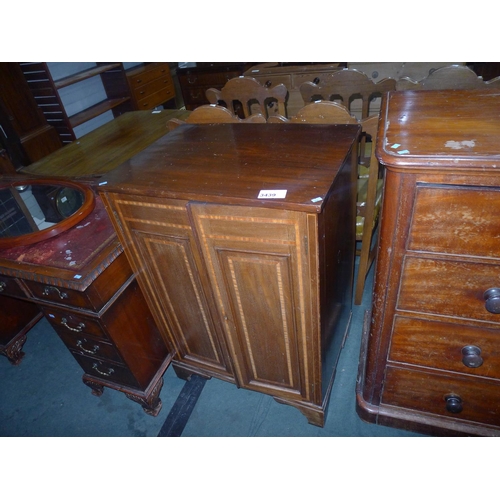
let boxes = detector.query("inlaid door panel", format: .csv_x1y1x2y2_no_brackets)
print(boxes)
103,194,233,378
190,202,313,401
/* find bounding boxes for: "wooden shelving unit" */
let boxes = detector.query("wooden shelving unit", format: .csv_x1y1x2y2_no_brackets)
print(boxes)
19,63,133,145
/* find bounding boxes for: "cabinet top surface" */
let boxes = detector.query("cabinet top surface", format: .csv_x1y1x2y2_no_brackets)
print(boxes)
98,123,359,213
377,89,500,170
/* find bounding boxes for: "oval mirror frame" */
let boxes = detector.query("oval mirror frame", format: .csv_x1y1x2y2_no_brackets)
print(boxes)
0,177,95,250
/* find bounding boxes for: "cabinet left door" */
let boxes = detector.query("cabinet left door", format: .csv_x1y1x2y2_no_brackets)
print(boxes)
102,193,234,382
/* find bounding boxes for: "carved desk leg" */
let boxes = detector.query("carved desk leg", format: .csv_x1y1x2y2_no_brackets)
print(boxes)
4,334,28,365
82,377,105,397
125,377,164,417
0,296,42,366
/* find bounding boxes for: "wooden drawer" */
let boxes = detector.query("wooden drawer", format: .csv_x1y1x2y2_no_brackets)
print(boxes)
128,63,171,88
390,315,500,378
398,256,500,323
43,306,110,340
131,77,174,102
72,353,139,388
0,275,29,299
382,365,500,427
408,185,500,259
136,85,175,110
23,252,132,312
57,328,123,364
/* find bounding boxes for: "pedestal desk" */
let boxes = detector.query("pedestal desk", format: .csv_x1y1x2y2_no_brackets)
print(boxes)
98,123,360,426
0,110,189,415
0,195,172,415
356,89,500,436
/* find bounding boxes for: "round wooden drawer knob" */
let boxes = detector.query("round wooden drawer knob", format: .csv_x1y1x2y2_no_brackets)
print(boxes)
445,395,463,414
484,288,500,313
461,345,483,368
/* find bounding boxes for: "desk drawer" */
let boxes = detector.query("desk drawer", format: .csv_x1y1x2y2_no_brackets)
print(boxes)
43,307,110,340
390,315,500,379
398,256,500,323
383,365,500,427
0,275,29,299
24,252,132,312
58,328,123,364
72,353,139,388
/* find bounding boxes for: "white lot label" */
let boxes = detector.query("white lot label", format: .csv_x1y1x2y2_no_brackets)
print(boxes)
258,189,287,199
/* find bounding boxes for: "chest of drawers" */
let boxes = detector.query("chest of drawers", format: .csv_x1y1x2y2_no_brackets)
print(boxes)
98,123,359,426
126,63,176,110
356,88,500,436
0,196,171,416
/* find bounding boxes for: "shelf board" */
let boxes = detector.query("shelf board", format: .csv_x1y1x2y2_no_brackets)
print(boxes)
54,63,122,90
68,97,130,128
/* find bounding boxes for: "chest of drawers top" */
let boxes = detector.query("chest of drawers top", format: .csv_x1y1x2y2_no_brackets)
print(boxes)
377,88,500,172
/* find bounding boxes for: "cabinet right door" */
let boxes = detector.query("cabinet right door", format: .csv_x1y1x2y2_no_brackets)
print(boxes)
190,202,318,403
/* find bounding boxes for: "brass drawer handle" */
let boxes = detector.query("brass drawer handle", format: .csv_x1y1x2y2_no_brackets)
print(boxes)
0,281,5,293
61,317,85,332
76,339,99,355
43,286,68,300
92,363,114,377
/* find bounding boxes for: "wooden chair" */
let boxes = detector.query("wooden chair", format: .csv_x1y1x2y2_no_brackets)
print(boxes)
396,64,500,90
270,100,383,304
299,69,396,119
167,104,266,131
206,76,288,119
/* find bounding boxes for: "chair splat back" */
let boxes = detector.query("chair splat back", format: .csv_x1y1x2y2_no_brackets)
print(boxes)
168,104,266,131
299,69,396,119
270,100,383,304
396,64,500,90
206,76,288,119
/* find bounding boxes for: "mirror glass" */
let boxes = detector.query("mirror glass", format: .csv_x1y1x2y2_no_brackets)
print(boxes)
0,178,95,249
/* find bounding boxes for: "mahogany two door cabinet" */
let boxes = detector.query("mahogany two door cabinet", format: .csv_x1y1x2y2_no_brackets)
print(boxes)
99,123,360,426
357,88,500,436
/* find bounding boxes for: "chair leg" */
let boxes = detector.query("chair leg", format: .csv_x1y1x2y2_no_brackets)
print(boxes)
354,163,381,305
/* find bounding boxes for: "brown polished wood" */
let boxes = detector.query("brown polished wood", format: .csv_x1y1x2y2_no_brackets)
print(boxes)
126,63,176,110
98,123,360,426
21,109,189,178
357,88,500,436
0,195,172,416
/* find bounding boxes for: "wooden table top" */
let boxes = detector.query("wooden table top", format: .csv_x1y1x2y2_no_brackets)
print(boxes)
377,88,500,171
21,109,190,178
98,123,360,213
